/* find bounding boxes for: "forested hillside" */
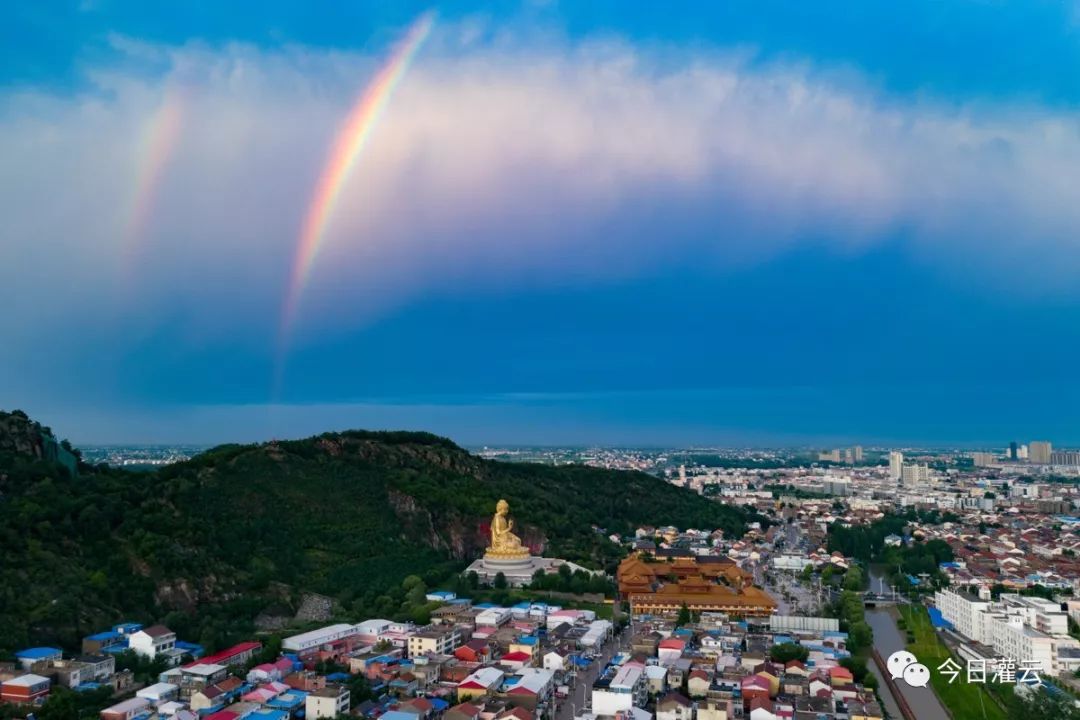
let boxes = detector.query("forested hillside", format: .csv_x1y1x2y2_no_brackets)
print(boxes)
0,411,760,653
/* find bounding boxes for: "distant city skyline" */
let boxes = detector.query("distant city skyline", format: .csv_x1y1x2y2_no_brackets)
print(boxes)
4,2,1080,443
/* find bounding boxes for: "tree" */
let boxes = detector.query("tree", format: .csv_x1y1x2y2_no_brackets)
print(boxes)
493,572,508,590
676,603,691,626
769,642,809,664
848,621,872,651
843,566,864,592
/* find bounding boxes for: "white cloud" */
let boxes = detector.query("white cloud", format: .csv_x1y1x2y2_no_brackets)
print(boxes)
2,27,1080,358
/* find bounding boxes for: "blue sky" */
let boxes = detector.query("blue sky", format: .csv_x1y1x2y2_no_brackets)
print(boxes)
3,1,1080,446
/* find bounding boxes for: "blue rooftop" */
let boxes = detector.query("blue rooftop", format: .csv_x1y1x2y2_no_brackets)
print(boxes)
16,647,61,660
113,623,143,634
86,631,122,642
429,699,449,712
267,692,307,709
251,711,289,720
380,712,417,720
906,575,921,585
325,673,350,682
516,636,538,645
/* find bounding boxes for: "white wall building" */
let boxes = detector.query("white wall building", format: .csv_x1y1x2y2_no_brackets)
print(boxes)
305,685,350,720
475,608,512,627
936,589,1079,673
592,665,647,717
283,624,360,653
128,626,177,661
935,589,991,643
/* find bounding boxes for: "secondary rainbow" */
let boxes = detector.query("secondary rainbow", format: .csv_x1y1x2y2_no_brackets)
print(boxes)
279,11,435,347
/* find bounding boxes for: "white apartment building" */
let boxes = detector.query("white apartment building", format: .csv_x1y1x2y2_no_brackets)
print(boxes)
901,463,930,486
984,613,1056,675
936,589,1079,673
935,589,991,643
592,664,647,717
305,685,350,720
999,595,1069,636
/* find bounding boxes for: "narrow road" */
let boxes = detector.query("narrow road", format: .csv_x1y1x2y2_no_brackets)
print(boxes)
553,628,630,720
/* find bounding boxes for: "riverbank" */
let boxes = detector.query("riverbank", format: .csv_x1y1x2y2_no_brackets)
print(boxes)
897,604,1005,720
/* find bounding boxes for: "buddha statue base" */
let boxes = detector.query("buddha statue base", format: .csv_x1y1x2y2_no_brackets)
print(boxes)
483,546,532,562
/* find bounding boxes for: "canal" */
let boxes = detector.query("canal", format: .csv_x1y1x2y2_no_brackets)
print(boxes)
866,569,950,719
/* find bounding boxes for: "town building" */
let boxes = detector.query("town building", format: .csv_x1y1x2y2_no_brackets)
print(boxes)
407,626,461,658
1,674,51,705
1029,441,1053,464
305,684,350,719
129,625,183,665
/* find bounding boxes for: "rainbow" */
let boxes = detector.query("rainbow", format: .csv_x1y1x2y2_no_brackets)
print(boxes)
278,11,435,348
123,86,188,271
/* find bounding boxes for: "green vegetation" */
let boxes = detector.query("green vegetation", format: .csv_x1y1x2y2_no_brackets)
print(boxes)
530,564,613,595
0,412,759,653
900,605,1006,720
827,512,955,592
769,642,809,664
824,585,874,688
0,685,116,720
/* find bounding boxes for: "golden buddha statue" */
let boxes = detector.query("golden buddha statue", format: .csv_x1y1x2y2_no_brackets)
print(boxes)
485,498,531,560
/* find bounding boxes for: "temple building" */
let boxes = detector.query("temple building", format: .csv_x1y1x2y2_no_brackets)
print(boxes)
618,554,777,618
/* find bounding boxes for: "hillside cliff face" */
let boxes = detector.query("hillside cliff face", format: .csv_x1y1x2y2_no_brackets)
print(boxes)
0,410,53,459
0,416,758,651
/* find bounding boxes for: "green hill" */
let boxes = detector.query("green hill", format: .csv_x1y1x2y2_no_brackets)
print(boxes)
0,412,759,653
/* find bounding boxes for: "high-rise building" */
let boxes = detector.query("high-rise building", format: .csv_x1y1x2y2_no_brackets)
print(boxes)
901,463,930,486
824,478,852,496
1008,441,1018,461
1029,441,1053,464
1018,444,1029,460
853,445,864,463
818,449,842,463
1050,451,1080,466
889,451,904,481
972,452,996,468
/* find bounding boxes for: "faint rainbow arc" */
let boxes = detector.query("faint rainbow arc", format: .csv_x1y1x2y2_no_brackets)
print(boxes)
278,12,435,351
123,87,188,272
